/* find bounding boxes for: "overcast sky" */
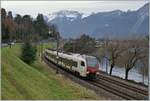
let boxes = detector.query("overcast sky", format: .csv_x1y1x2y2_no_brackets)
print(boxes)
1,1,148,18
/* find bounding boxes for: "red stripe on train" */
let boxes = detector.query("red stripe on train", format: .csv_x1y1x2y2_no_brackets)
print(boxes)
87,66,99,73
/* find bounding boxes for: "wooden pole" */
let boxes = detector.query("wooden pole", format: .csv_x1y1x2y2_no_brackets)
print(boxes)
56,32,59,74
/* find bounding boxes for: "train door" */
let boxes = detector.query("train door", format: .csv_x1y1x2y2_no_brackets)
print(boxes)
79,61,86,77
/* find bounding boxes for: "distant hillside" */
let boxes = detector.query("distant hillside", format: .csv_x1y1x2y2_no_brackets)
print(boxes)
47,3,149,38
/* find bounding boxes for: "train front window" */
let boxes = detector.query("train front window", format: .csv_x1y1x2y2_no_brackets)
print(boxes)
86,57,98,67
81,61,85,66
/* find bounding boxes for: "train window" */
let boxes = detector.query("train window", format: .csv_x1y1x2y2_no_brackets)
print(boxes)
60,57,77,67
72,61,77,67
81,61,85,66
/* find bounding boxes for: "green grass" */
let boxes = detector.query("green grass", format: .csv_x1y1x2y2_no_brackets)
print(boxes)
1,43,102,100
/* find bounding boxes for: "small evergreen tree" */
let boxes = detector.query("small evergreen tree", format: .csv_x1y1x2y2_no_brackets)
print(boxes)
21,42,37,64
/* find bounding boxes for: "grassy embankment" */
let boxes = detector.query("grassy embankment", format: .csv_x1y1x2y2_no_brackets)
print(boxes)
1,43,102,100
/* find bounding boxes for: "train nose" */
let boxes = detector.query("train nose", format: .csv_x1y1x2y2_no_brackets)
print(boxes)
87,67,98,73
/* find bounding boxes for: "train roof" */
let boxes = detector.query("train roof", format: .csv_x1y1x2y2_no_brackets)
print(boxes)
45,49,96,61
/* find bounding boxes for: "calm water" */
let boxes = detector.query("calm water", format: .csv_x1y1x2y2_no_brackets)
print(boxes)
99,59,148,85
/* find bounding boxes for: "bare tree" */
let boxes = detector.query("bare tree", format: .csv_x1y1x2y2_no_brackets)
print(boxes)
140,39,148,83
117,39,146,80
103,39,125,75
141,57,148,83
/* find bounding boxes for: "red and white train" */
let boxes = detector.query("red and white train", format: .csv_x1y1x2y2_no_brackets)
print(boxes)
44,49,99,78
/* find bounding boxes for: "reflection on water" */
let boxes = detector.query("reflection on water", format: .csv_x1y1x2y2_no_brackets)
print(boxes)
99,59,148,85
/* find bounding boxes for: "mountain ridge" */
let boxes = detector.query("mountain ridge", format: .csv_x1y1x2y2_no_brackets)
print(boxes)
47,3,149,38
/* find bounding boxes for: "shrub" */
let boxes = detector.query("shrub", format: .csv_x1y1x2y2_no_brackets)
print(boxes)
21,42,37,64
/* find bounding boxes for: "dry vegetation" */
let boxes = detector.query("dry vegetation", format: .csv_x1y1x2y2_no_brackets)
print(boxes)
95,37,148,80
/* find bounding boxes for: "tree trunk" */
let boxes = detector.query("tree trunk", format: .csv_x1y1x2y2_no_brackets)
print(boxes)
109,64,114,75
125,68,130,80
142,66,144,84
106,59,108,73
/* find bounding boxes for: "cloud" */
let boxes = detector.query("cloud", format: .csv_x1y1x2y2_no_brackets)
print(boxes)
1,1,148,18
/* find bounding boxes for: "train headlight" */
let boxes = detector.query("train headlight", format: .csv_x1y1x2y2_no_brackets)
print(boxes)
96,72,100,75
86,71,89,74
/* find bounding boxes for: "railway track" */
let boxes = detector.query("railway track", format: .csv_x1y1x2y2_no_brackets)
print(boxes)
91,77,148,100
89,80,137,100
43,55,148,100
97,74,148,96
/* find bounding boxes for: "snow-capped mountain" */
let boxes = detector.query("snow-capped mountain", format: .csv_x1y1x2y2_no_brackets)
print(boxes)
46,3,149,38
137,3,149,17
48,10,83,22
